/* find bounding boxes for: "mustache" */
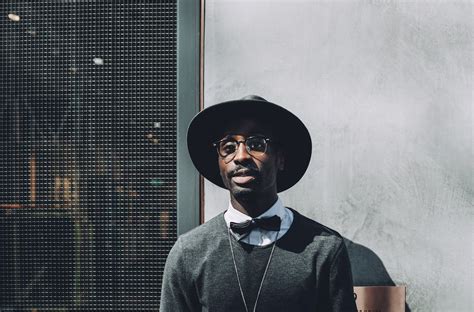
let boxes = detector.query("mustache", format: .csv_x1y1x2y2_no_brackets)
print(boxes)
228,166,259,178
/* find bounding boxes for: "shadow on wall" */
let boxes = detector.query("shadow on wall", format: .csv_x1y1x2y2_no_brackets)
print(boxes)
344,238,411,312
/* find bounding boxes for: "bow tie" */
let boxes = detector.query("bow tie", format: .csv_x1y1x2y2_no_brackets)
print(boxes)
230,215,281,238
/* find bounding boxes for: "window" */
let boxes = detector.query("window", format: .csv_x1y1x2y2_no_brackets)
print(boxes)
0,1,199,310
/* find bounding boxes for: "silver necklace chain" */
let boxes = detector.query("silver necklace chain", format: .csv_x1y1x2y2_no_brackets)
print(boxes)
227,229,279,312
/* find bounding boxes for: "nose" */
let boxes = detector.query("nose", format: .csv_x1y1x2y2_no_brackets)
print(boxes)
233,141,252,162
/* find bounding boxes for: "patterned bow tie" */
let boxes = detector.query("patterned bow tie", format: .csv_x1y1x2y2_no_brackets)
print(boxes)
229,215,281,238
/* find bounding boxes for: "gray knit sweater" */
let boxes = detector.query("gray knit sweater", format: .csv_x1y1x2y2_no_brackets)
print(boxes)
160,209,357,312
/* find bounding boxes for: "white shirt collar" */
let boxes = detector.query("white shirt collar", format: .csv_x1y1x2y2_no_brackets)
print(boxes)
224,197,286,226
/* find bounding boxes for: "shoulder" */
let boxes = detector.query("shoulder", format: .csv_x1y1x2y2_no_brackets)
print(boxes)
289,208,343,238
174,212,228,254
285,208,346,256
166,213,229,277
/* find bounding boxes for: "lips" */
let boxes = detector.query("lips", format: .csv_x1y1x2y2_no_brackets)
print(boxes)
232,175,256,184
231,170,257,185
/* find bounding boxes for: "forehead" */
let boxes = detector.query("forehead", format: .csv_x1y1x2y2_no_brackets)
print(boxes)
220,117,274,138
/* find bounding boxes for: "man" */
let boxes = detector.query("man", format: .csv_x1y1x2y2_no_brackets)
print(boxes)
160,95,357,311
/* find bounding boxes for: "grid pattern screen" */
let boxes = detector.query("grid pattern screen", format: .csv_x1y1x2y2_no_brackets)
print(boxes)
0,1,177,310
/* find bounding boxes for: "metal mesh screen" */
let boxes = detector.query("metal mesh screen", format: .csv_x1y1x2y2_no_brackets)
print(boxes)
0,1,177,310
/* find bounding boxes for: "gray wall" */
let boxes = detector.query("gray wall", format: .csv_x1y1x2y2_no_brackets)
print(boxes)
203,1,472,311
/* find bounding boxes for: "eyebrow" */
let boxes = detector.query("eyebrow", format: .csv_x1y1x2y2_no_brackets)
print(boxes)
220,133,267,139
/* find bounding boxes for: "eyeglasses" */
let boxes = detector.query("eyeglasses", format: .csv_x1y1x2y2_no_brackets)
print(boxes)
213,136,273,161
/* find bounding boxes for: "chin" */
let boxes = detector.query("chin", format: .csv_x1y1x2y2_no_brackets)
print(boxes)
231,187,259,201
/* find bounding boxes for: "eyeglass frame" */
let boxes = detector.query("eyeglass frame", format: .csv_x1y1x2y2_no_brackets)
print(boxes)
212,135,274,162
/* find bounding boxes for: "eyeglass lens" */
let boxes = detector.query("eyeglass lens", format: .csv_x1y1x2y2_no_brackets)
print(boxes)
218,137,267,158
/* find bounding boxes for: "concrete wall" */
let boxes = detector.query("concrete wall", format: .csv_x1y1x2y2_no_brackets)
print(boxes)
203,0,472,311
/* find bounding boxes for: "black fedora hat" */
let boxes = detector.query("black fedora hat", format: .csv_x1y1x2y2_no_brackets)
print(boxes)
187,95,312,193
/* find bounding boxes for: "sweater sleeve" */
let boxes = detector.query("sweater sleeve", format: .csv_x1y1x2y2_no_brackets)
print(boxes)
160,238,199,312
328,240,358,312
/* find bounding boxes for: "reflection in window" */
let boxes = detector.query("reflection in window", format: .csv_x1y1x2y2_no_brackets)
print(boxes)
0,1,177,310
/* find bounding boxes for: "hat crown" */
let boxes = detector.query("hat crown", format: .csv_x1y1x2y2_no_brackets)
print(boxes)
240,94,267,102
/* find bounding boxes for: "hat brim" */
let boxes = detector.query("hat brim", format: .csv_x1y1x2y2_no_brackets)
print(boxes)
187,99,312,193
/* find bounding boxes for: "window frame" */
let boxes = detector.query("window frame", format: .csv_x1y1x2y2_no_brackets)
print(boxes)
177,0,202,235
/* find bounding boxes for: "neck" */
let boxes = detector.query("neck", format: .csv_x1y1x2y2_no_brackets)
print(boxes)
230,193,278,218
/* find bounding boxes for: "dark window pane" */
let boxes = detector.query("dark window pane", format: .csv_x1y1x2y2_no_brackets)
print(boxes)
0,1,177,310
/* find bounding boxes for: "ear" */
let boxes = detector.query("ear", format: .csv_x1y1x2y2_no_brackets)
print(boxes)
276,150,285,171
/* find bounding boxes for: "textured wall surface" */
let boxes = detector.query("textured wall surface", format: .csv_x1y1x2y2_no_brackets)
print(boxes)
203,1,472,311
